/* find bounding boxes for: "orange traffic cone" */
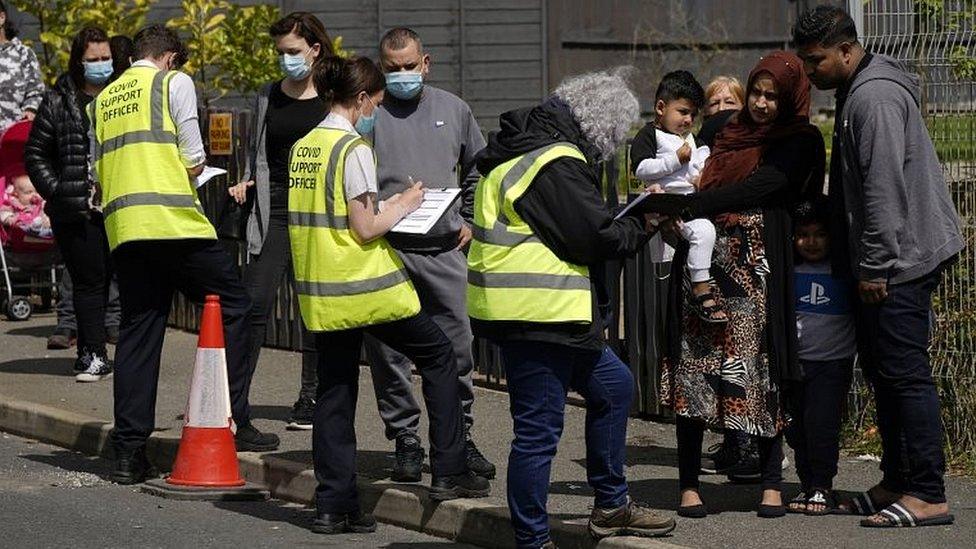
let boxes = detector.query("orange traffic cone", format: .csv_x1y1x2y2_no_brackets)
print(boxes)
142,295,267,501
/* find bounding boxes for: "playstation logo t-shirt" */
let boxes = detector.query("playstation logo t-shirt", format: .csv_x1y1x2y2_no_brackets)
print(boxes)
795,261,856,361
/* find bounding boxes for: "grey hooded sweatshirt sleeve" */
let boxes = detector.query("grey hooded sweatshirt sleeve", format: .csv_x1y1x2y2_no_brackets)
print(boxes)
840,54,963,284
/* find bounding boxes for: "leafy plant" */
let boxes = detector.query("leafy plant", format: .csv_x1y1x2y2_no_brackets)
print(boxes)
217,3,279,95
166,0,229,109
10,0,154,84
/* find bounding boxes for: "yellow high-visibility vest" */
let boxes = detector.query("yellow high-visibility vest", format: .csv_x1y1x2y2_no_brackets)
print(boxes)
88,65,215,250
288,126,420,331
467,142,591,323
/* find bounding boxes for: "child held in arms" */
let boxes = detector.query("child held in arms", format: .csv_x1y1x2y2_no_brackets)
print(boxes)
631,70,723,323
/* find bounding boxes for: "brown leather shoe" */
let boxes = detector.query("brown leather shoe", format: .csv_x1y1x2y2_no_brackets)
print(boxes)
588,497,676,539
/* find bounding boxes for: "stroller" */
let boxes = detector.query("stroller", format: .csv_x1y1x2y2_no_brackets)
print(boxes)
0,120,61,321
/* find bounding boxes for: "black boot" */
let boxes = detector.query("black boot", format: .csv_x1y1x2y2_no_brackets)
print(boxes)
465,435,497,479
429,471,491,501
311,511,377,535
111,446,156,485
234,423,280,452
392,433,425,482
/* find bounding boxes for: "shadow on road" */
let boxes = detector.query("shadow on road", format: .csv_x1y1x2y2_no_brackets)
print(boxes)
5,324,56,339
0,357,75,376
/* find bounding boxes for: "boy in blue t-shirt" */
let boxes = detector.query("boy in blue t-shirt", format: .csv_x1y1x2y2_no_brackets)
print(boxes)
785,204,856,516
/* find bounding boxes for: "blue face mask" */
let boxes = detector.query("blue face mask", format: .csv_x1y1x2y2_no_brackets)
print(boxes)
83,59,114,85
385,71,423,100
355,96,376,135
279,52,311,80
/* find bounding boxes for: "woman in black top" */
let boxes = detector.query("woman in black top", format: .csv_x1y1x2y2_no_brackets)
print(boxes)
228,12,333,432
659,51,826,518
25,27,118,381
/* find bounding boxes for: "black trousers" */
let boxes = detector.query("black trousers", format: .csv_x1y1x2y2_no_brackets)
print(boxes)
785,357,855,490
110,239,253,451
312,312,466,513
51,214,112,356
677,416,784,491
243,217,317,400
856,265,947,504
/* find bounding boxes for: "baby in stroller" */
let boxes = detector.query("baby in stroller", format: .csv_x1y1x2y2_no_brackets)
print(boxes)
1,174,54,241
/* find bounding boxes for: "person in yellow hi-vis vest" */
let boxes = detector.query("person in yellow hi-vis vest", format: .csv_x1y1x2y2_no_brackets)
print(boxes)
288,56,490,536
468,69,676,546
87,25,279,485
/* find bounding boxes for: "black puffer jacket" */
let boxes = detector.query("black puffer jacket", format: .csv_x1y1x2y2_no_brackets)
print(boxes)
24,74,94,222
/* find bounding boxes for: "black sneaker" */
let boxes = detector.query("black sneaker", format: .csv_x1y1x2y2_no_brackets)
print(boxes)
72,352,91,373
725,451,762,483
701,441,740,474
429,471,491,501
111,446,156,485
311,510,377,535
286,396,315,431
392,433,425,482
465,437,496,479
75,350,112,382
234,423,280,452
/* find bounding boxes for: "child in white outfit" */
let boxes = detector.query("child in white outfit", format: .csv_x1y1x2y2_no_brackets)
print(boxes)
631,70,725,323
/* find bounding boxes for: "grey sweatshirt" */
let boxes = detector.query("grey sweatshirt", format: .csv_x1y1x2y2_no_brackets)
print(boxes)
373,85,486,253
838,54,963,284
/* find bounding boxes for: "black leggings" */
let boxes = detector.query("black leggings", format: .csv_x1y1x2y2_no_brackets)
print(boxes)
51,215,112,357
677,416,783,491
243,217,317,399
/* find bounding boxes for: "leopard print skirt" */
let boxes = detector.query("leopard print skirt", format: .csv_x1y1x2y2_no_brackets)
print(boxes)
660,210,785,438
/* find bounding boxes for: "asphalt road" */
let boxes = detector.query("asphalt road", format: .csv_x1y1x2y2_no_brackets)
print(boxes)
0,432,475,549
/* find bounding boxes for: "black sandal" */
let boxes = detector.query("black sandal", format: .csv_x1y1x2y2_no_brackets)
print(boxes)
787,491,808,514
804,489,835,516
690,288,728,324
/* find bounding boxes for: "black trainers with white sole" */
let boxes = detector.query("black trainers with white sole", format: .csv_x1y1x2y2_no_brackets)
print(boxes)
286,396,315,431
75,351,113,382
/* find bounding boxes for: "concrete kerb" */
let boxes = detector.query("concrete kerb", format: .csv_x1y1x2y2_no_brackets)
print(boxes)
0,396,688,549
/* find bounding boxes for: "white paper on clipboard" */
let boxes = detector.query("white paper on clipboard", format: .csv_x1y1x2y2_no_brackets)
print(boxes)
389,188,462,234
194,166,228,189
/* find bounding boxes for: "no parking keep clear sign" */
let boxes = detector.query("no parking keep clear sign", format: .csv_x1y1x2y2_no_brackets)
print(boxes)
209,112,233,156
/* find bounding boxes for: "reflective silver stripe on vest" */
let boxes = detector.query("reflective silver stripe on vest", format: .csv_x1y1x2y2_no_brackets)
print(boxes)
95,130,178,161
325,134,361,220
288,211,349,230
467,271,590,291
151,70,167,131
496,142,578,226
103,192,204,218
471,224,538,246
295,269,410,297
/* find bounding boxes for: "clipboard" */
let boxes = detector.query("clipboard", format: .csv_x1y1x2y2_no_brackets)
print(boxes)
389,188,462,234
614,192,692,219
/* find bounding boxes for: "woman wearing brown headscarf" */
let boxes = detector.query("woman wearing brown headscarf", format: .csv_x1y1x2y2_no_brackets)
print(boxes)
659,51,826,519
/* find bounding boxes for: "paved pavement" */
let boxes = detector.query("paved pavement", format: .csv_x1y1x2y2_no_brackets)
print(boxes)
0,431,475,548
0,313,974,548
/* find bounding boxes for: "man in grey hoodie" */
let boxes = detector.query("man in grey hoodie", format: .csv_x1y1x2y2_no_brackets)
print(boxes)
794,6,961,528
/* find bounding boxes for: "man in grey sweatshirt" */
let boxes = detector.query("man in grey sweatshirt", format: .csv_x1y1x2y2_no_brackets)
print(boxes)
364,27,495,482
795,6,961,528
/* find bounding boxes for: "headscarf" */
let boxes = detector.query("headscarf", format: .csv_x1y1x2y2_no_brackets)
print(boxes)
698,51,822,191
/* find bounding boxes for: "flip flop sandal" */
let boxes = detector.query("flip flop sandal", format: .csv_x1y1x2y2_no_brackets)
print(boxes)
787,491,808,514
691,290,728,325
804,489,834,516
834,491,883,516
860,502,955,528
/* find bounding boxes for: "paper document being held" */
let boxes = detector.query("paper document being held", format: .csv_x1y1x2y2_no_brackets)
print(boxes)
390,188,462,234
194,166,228,189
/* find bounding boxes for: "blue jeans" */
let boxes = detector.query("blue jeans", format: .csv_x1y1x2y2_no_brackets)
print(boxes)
500,342,633,548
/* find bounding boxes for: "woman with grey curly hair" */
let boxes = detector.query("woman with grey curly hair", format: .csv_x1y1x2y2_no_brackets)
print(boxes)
468,68,675,547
